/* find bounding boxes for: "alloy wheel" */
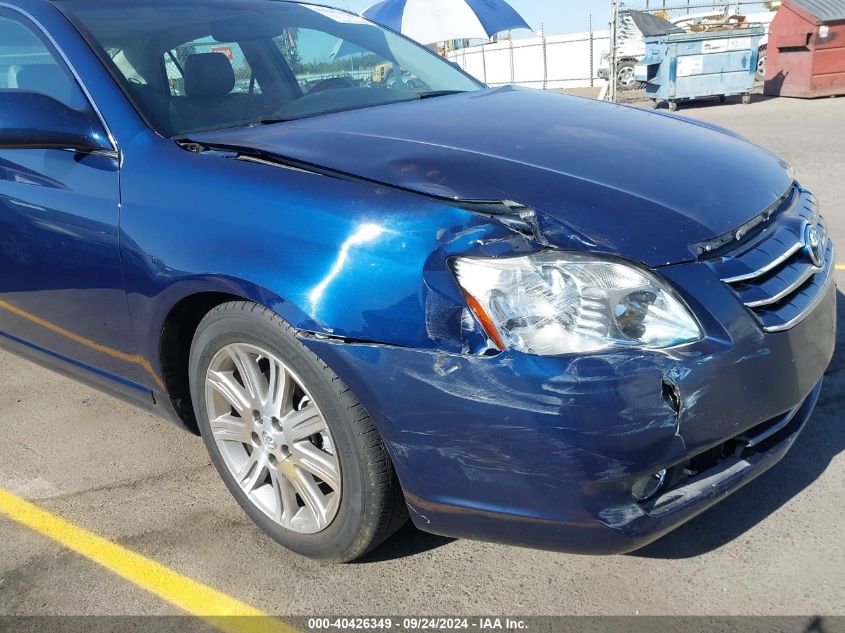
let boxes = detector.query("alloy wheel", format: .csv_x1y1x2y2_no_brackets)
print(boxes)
204,343,341,534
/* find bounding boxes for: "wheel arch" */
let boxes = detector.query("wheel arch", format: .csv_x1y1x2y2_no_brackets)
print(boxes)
152,276,314,433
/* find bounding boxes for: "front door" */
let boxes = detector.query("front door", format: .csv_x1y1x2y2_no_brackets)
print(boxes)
0,8,153,398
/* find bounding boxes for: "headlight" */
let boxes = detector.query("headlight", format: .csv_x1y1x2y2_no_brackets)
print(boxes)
453,252,702,356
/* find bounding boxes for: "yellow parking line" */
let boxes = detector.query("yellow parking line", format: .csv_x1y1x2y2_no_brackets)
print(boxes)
0,488,295,633
837,264,845,270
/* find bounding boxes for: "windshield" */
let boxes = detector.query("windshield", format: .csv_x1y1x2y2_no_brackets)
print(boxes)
57,0,483,137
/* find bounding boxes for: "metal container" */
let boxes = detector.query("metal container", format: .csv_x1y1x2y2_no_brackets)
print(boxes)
765,0,845,98
635,27,765,110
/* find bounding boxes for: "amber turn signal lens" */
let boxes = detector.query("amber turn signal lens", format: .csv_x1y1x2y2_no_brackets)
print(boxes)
462,291,506,351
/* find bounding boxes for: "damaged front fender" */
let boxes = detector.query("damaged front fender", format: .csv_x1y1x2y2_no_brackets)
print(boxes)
122,139,563,373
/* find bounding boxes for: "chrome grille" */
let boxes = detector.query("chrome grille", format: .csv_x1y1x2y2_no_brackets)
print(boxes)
710,187,835,333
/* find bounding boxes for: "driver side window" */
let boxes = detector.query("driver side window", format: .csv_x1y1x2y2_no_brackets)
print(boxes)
0,12,90,110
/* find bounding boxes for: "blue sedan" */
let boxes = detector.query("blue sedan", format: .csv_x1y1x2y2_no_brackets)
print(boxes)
0,0,836,562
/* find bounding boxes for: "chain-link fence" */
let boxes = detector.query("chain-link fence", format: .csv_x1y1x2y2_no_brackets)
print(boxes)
608,0,777,103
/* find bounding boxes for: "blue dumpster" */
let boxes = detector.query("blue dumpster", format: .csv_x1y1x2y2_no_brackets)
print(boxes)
634,27,765,110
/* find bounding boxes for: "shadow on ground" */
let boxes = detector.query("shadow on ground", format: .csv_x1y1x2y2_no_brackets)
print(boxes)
355,522,454,564
634,288,845,559
650,92,780,111
618,84,782,111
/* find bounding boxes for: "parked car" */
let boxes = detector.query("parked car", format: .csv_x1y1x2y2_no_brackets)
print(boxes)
599,8,775,89
0,0,836,562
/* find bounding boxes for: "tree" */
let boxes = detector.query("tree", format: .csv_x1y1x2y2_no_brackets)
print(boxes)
276,28,303,74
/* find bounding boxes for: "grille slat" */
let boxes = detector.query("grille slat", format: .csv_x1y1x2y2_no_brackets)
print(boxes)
720,238,802,284
710,187,834,333
740,260,821,308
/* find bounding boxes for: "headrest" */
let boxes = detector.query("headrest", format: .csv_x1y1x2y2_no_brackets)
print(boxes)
14,64,74,104
6,64,23,88
184,53,235,98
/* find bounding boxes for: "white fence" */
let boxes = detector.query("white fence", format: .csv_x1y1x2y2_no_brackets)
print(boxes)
445,30,611,90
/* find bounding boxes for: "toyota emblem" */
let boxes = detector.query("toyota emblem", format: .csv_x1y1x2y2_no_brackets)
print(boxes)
804,224,825,268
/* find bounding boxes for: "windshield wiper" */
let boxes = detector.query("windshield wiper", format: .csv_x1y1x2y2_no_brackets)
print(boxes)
415,90,468,100
259,114,309,126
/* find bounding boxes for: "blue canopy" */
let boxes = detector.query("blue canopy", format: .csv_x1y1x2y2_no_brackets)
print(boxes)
363,0,531,44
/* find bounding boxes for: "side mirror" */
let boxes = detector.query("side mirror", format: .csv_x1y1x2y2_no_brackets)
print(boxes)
0,91,111,153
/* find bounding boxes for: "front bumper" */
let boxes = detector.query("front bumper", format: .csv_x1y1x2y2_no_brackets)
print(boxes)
302,256,837,554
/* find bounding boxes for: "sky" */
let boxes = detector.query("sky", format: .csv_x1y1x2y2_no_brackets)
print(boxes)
325,1,612,37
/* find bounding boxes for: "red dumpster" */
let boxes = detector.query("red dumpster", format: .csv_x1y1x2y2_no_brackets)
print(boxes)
764,0,845,98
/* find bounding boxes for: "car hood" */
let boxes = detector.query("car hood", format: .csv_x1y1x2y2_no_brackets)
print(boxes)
193,86,793,266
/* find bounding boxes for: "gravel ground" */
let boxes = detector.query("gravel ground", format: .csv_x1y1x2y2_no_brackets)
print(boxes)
0,95,843,618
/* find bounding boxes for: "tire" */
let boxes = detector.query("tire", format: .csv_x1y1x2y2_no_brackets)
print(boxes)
188,301,408,562
756,47,767,83
616,60,643,91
